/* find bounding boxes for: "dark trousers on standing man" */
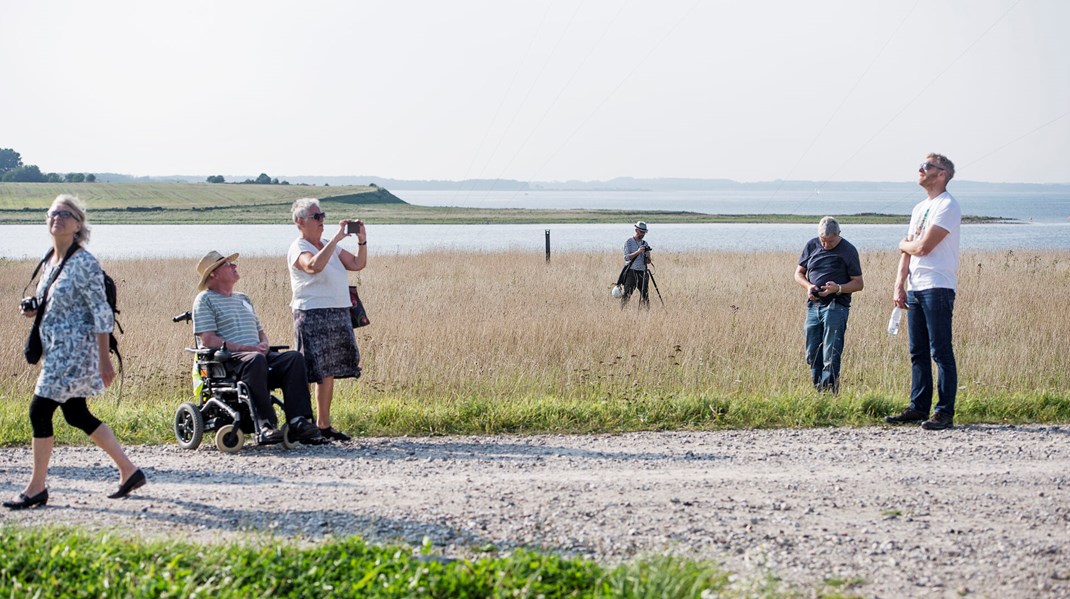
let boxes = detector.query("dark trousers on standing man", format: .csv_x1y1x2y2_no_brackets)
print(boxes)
907,288,957,417
620,269,649,309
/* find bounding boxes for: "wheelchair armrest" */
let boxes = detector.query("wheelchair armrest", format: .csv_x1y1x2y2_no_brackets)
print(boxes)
270,345,289,352
185,347,215,357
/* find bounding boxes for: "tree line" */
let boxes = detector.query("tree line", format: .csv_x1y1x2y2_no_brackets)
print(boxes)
207,173,290,185
0,148,96,183
0,147,291,186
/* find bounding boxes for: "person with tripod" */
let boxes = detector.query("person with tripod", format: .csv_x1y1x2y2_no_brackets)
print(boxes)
620,221,652,309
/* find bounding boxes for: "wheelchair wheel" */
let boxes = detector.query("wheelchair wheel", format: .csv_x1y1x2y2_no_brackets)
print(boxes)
215,424,244,453
280,422,296,450
174,402,204,450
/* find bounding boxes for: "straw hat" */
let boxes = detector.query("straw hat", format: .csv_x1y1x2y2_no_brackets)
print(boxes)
196,250,239,290
634,221,648,232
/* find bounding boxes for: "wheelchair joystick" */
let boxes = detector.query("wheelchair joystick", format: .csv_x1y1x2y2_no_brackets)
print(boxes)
214,345,232,362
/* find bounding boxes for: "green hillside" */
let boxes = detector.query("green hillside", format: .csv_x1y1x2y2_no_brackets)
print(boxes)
0,182,405,224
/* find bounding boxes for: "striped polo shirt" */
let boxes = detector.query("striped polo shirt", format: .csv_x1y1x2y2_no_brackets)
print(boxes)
192,290,263,346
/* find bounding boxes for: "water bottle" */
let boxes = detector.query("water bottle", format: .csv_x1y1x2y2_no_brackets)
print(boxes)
887,306,903,336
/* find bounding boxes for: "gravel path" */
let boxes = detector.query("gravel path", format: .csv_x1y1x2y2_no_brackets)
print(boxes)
2,425,1069,597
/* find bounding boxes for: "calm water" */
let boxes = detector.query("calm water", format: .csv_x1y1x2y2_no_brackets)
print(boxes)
2,188,1067,259
1,222,1067,260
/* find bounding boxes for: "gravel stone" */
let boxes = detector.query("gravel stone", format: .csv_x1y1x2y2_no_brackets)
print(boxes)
1,424,1068,597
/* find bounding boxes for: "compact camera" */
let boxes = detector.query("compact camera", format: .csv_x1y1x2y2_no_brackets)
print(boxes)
20,296,39,312
346,221,362,235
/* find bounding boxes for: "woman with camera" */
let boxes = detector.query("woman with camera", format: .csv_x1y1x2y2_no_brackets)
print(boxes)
287,198,367,441
4,195,145,510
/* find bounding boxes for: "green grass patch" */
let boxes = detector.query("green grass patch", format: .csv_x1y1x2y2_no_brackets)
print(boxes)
0,527,733,599
1,388,1067,447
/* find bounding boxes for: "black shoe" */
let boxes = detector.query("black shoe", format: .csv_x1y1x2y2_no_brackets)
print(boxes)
319,427,351,441
108,469,146,499
921,412,954,430
885,408,928,424
258,427,285,445
3,489,48,510
289,419,327,444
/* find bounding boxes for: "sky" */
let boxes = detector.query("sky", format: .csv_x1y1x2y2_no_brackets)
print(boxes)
3,0,1069,184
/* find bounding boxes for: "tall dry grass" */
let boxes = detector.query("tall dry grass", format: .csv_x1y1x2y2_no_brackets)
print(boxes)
1,248,1068,434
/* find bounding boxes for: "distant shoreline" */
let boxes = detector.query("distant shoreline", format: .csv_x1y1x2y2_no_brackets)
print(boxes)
0,205,1008,225
0,182,1012,225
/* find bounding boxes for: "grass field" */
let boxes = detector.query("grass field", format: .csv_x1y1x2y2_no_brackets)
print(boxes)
0,181,959,225
0,527,735,598
1,248,1067,446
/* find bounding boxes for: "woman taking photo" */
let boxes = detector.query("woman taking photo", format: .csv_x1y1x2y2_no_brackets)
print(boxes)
4,195,145,510
287,198,367,441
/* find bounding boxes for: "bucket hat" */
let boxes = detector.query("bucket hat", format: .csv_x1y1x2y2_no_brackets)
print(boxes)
196,250,239,290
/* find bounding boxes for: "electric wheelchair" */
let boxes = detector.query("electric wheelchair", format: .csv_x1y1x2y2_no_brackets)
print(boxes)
171,311,298,453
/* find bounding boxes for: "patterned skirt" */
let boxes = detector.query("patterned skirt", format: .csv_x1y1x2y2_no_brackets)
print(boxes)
292,307,361,383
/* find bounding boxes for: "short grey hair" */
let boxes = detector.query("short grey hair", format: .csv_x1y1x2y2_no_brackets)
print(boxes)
53,194,91,245
291,197,321,223
817,216,840,237
927,153,955,181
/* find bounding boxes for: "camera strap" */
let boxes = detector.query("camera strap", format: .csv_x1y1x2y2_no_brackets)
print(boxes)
23,243,81,305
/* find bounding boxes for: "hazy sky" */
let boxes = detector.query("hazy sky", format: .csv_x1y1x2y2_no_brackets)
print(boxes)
4,0,1068,183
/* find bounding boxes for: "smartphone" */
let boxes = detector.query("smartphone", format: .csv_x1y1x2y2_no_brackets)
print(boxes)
346,221,361,235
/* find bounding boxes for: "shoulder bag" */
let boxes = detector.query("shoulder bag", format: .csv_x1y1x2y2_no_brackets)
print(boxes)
349,285,370,328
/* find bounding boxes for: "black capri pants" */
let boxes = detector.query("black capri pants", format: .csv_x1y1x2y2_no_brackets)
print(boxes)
29,395,103,439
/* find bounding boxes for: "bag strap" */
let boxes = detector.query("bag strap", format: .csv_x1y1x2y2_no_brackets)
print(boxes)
615,256,638,286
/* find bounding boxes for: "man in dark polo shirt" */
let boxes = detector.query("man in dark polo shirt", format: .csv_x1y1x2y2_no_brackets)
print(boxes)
793,217,864,392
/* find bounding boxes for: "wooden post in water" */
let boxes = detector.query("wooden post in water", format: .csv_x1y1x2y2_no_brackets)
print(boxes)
545,229,551,263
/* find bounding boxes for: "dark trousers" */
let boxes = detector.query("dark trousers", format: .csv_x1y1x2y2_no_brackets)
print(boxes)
227,351,313,427
620,269,649,309
907,288,957,417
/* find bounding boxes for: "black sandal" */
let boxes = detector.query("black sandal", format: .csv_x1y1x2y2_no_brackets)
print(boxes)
318,427,351,441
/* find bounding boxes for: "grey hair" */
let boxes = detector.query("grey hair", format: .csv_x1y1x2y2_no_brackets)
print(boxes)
927,153,955,181
53,194,91,245
291,198,321,223
817,216,840,237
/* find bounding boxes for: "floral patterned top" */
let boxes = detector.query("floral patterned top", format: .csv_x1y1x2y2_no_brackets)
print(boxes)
33,248,113,403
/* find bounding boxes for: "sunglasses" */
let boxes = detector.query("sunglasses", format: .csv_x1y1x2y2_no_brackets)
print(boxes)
919,162,945,172
307,212,327,221
47,210,78,221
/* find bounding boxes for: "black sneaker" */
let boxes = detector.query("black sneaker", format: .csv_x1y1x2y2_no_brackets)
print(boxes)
884,408,928,424
921,412,954,430
258,427,285,445
319,427,351,441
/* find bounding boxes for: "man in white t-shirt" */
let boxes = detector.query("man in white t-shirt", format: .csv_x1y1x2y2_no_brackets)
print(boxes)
885,153,961,430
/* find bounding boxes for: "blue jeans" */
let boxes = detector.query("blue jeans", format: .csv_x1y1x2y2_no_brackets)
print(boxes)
804,301,849,392
907,288,957,417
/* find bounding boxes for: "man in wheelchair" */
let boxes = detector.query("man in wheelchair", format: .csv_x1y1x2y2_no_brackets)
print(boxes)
192,251,325,445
